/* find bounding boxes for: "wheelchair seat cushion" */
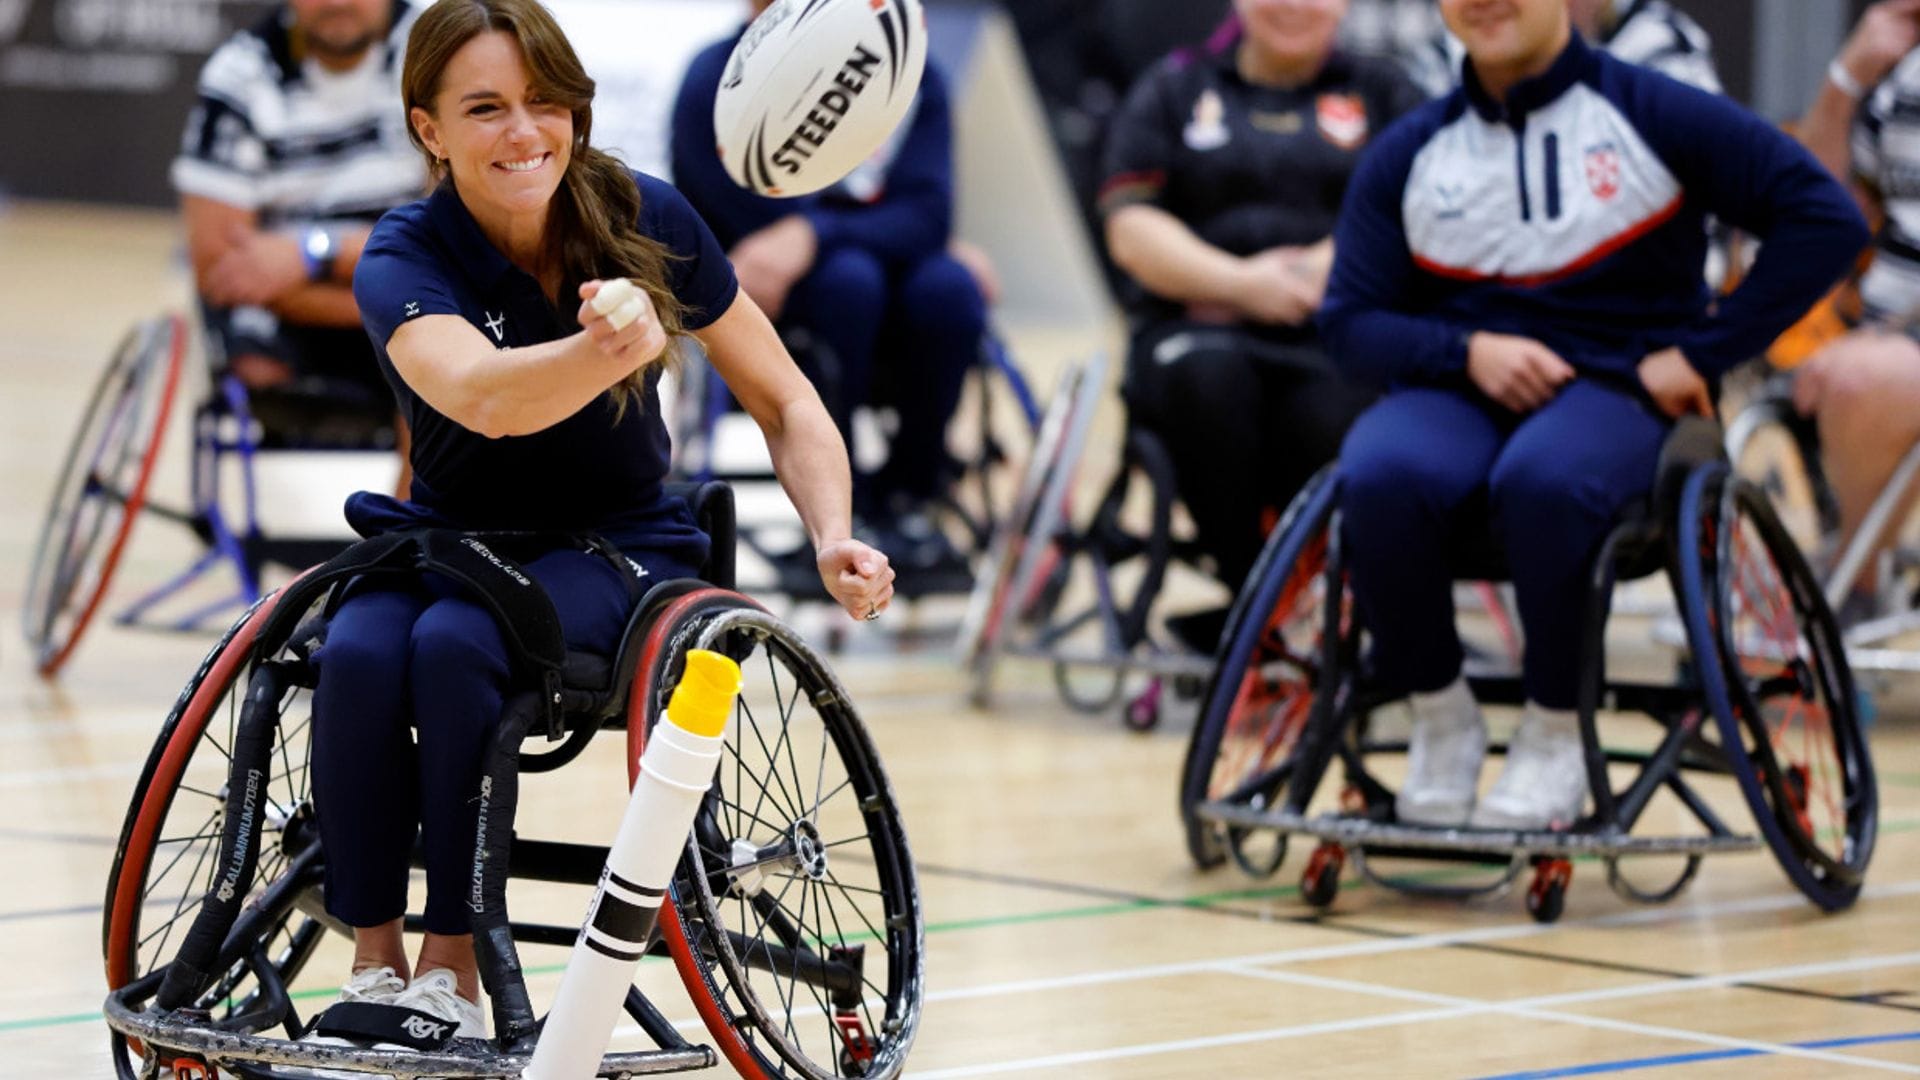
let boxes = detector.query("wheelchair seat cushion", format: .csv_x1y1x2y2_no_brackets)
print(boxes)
244,377,399,451
562,650,614,694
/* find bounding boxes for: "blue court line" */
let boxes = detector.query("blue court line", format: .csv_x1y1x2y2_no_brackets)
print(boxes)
1474,1030,1920,1078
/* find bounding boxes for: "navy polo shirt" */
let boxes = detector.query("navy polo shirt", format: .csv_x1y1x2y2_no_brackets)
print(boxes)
353,171,738,534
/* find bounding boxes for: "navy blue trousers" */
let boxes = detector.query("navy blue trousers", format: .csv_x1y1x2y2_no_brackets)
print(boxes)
309,546,698,934
1338,380,1669,709
785,247,985,504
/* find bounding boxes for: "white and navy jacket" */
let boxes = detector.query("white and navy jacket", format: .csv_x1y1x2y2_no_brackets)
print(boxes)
1321,34,1867,386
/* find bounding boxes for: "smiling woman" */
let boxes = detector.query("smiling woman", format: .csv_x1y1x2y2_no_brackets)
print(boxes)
289,0,899,1049
397,0,689,418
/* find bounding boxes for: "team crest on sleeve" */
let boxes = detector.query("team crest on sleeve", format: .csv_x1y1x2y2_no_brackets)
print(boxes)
1314,93,1368,150
1184,89,1230,151
1585,142,1621,201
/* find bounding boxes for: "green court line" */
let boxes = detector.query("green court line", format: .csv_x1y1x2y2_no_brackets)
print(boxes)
10,817,1916,1038
1883,771,1920,790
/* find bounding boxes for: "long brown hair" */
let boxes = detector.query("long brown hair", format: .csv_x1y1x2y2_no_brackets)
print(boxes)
402,0,686,415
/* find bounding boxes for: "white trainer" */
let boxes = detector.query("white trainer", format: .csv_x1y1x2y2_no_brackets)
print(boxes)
1470,705,1589,830
1395,677,1487,827
296,966,409,1075
393,968,488,1040
338,966,406,1004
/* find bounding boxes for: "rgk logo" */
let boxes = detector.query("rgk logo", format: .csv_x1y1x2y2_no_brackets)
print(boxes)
401,1016,449,1041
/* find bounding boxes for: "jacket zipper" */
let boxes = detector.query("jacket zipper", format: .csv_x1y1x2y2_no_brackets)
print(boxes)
1513,116,1532,222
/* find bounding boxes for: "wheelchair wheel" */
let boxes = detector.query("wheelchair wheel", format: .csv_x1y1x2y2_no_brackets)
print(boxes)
1677,467,1877,911
24,314,186,677
631,589,923,1080
102,588,327,1073
1179,469,1345,872
1726,394,1838,558
958,354,1106,704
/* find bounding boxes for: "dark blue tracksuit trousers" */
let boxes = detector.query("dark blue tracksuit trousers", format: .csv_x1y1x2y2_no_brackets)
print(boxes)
784,247,985,505
1338,379,1669,710
309,546,698,934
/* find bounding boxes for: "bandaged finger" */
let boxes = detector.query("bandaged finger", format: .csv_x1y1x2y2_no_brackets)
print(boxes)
590,278,643,329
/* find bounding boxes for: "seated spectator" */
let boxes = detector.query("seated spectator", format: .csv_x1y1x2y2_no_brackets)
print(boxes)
1321,0,1864,830
1098,0,1421,648
671,1,985,585
1787,0,1920,619
175,0,424,485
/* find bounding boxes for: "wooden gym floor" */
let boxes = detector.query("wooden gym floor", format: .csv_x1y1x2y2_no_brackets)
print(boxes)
1,202,1916,1078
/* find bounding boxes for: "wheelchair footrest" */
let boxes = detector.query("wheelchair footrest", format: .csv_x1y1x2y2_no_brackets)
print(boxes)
1194,803,1763,858
105,994,716,1078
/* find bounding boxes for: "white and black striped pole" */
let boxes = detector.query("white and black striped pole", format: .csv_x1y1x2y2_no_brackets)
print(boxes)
524,649,741,1080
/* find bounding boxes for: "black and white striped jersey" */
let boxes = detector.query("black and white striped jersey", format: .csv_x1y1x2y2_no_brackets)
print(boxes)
1853,49,1920,325
171,2,424,229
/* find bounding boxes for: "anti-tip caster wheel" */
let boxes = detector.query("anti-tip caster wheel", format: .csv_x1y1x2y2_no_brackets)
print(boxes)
1526,858,1572,924
1301,842,1345,909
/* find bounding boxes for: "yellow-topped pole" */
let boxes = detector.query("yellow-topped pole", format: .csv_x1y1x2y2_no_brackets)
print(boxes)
528,647,742,1079
665,649,741,738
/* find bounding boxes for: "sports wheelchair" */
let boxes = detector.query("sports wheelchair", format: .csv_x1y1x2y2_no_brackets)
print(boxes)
24,312,399,677
674,329,1040,604
101,481,924,1079
960,350,1287,731
1178,419,1878,923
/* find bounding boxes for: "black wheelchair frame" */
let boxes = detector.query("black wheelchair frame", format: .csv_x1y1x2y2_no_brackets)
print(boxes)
101,482,925,1079
1179,420,1878,923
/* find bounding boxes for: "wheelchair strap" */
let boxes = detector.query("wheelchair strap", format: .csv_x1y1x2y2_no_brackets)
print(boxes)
415,531,569,724
310,1001,461,1051
254,529,574,735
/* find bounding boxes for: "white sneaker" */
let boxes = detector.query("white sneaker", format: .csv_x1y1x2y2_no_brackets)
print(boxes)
338,966,407,1004
392,968,487,1040
1470,705,1589,830
296,966,408,1075
1395,677,1487,827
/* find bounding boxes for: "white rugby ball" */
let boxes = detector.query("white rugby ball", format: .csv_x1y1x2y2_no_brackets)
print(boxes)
713,0,929,198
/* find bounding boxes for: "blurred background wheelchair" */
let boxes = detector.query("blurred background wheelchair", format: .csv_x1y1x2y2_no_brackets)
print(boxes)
674,327,1040,621
958,350,1229,731
23,310,400,678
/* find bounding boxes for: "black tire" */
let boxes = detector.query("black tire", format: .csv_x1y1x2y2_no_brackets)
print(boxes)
632,590,923,1080
1677,466,1877,911
24,315,185,676
1179,469,1345,871
102,589,328,1074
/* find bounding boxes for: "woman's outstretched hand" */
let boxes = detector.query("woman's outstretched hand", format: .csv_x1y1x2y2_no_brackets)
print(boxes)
816,537,896,622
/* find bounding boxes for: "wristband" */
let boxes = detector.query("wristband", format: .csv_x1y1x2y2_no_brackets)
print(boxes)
1829,58,1867,101
301,227,337,282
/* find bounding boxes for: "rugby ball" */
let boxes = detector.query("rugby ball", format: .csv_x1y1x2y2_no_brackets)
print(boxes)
714,0,929,198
